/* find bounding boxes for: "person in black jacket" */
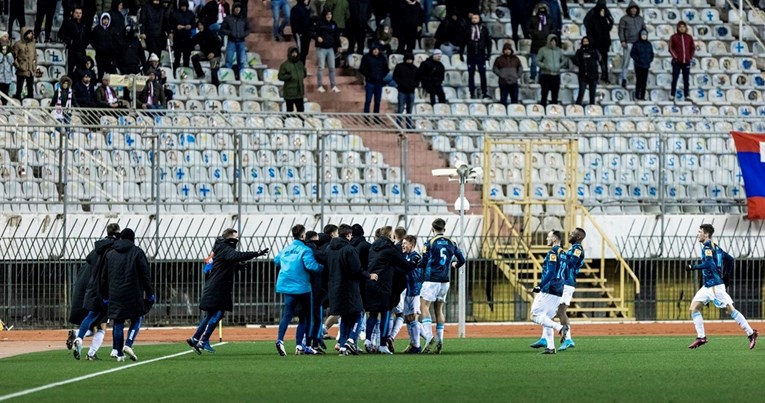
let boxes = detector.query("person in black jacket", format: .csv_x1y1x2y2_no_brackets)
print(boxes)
99,228,154,362
91,13,118,81
573,36,600,106
418,49,446,105
363,226,417,354
584,0,614,83
222,2,249,77
58,7,90,75
118,24,146,75
304,230,329,352
187,228,268,353
290,0,312,65
170,0,195,69
346,0,369,55
108,0,126,48
73,72,96,107
140,0,168,60
393,52,418,129
313,9,339,92
462,13,491,99
434,11,466,57
70,223,120,361
34,0,57,42
190,21,222,85
197,0,229,33
327,224,378,356
393,0,424,55
359,44,389,114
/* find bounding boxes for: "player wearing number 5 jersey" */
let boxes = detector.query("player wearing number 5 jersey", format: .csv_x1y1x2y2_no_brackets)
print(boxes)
418,218,465,354
687,224,757,350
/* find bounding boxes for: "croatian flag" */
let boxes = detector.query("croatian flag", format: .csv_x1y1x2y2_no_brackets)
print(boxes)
730,131,765,219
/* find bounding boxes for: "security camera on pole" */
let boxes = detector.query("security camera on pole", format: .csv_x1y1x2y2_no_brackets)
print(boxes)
432,160,483,338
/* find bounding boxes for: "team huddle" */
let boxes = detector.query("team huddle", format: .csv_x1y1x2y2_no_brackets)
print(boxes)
64,221,756,361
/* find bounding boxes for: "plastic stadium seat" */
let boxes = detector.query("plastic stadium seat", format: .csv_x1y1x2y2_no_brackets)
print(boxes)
507,104,526,117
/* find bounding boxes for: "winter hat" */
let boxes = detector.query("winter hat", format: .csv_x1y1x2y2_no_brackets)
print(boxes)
432,49,443,57
103,74,111,81
149,53,159,62
120,228,135,242
351,224,365,237
404,52,414,62
22,27,33,38
502,42,513,52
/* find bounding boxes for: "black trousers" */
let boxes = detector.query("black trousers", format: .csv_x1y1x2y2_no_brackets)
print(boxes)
634,66,648,100
671,60,690,98
173,40,192,70
294,33,311,66
35,0,57,39
427,86,446,105
191,54,220,86
0,82,10,104
7,0,25,36
67,49,86,76
285,98,304,112
145,36,166,61
539,74,560,106
576,78,597,105
597,45,609,80
14,75,33,99
346,20,366,55
95,53,116,81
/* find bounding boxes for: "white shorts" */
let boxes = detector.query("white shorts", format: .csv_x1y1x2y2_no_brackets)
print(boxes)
420,282,450,303
531,292,561,319
404,295,421,316
692,284,734,308
393,290,406,315
561,285,575,306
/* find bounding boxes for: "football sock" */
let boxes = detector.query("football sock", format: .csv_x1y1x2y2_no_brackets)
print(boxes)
436,323,444,342
731,310,754,336
421,317,433,341
534,315,563,332
566,326,572,341
88,329,105,356
692,311,705,338
544,327,554,349
391,316,404,340
126,317,142,348
409,321,421,347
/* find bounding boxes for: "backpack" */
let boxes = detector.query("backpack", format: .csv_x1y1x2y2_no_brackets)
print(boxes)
203,251,214,274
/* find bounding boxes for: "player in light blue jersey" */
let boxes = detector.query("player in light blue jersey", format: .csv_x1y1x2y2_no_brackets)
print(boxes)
557,227,585,351
529,230,568,354
418,218,465,354
687,224,758,350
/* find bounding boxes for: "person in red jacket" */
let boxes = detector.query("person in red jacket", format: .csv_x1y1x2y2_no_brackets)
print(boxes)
669,21,694,101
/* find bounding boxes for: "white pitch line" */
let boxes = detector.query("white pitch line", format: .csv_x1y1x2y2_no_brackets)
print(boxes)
0,342,228,402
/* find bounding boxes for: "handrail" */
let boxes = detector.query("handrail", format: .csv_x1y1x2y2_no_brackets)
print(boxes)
485,204,545,293
576,205,642,295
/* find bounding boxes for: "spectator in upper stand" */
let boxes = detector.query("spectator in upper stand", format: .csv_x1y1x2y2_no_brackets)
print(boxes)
0,35,14,104
222,2,250,78
278,47,307,112
573,36,600,106
197,0,229,33
12,27,37,100
170,0,195,70
538,0,562,35
371,0,391,27
118,24,146,75
373,23,393,57
144,53,160,74
462,13,491,100
75,56,97,82
140,0,169,60
108,1,126,47
52,76,75,125
537,33,565,106
263,0,291,41
96,74,128,108
435,11,467,58
58,7,91,76
618,0,646,88
393,52,418,128
7,0,26,38
584,0,613,83
290,0,313,65
82,0,98,31
139,69,167,109
191,21,222,86
417,49,446,105
313,9,340,93
492,42,522,105
91,13,118,81
630,28,653,101
509,0,533,44
35,0,57,42
527,3,552,83
447,0,478,18
669,21,694,102
73,72,97,107
325,0,350,38
346,0,370,56
359,43,389,114
394,0,424,55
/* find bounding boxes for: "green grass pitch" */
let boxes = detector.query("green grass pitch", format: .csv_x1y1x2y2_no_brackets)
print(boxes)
1,337,763,402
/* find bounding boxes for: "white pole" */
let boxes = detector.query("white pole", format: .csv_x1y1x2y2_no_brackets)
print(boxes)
740,0,744,44
458,175,466,338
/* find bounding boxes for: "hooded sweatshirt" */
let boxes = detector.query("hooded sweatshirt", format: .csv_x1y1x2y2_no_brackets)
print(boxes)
359,45,389,84
669,23,695,64
492,43,522,85
618,1,646,44
92,13,117,53
275,239,323,295
630,29,654,69
537,34,565,75
528,3,552,53
573,37,600,81
278,47,306,100
392,54,419,93
584,0,614,50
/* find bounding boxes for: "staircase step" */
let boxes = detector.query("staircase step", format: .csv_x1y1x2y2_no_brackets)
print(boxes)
518,277,607,284
566,307,630,312
573,287,614,293
572,297,622,303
